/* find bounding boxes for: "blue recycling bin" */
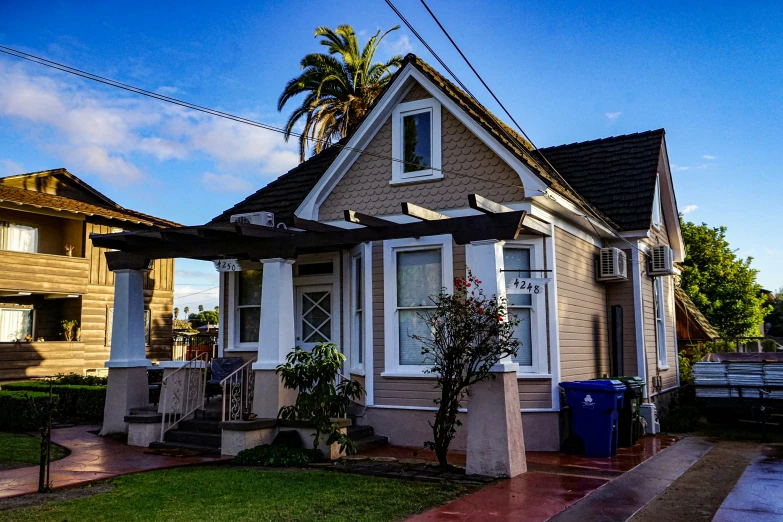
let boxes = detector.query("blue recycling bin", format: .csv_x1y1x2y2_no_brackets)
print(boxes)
560,380,626,458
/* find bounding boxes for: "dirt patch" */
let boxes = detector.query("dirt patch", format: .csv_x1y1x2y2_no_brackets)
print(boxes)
631,441,757,522
0,481,115,511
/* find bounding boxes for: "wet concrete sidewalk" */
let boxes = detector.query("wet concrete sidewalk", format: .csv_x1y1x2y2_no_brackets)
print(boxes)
0,425,226,499
712,444,783,522
360,436,682,522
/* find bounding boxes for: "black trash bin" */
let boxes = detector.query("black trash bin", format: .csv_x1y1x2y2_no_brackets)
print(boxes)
615,376,645,447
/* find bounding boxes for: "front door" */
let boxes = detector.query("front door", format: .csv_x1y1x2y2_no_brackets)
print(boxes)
296,284,336,351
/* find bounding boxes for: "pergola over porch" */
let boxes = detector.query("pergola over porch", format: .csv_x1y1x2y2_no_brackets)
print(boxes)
93,195,550,477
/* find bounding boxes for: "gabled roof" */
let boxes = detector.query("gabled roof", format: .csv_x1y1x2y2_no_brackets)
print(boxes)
209,141,345,225
535,130,666,231
0,168,119,207
675,285,719,340
0,169,180,228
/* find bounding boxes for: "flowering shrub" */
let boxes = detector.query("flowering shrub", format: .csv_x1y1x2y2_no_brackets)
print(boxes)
411,272,520,466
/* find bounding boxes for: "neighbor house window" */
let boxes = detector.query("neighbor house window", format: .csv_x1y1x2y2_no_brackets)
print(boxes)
0,222,38,253
503,247,534,367
391,98,442,184
383,235,453,375
236,269,262,345
654,277,668,368
652,176,663,229
106,308,151,346
0,308,33,342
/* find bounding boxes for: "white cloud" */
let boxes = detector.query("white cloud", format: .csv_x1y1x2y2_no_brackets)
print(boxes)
702,154,717,160
0,60,299,185
681,204,698,214
202,172,254,193
1,159,23,176
671,163,714,172
384,34,414,56
605,111,622,122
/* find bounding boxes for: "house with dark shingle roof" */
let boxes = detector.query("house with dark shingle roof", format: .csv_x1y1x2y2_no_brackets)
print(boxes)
0,168,178,380
91,54,684,466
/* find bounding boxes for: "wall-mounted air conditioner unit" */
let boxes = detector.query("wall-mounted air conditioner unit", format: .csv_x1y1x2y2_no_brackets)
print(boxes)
597,247,628,282
649,245,674,276
230,211,274,227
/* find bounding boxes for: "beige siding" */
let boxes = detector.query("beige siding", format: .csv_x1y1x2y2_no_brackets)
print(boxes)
555,227,610,381
0,342,86,381
0,250,89,294
318,80,526,221
605,250,638,376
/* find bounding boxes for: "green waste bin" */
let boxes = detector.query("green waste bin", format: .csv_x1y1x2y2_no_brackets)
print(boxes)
614,376,645,447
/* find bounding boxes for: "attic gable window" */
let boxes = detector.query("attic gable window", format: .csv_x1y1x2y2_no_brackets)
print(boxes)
391,98,442,184
652,175,663,229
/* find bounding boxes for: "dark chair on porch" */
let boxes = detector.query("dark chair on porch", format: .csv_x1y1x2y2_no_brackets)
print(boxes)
206,357,244,400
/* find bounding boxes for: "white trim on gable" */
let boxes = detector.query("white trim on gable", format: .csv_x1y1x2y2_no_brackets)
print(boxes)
294,63,549,220
658,139,685,262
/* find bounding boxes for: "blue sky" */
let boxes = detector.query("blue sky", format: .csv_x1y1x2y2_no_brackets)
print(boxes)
1,0,781,312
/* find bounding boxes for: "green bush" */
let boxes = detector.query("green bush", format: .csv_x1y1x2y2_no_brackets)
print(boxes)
2,382,105,419
0,390,59,431
52,373,108,386
233,444,312,467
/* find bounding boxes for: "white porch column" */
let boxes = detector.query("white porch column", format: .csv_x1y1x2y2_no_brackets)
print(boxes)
465,240,527,477
251,258,297,418
101,267,152,435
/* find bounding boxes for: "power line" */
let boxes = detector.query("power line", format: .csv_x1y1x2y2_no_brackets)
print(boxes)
174,286,219,300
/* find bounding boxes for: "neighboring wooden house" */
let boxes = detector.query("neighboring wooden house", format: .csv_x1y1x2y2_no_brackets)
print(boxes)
674,285,719,349
93,54,684,453
0,169,178,380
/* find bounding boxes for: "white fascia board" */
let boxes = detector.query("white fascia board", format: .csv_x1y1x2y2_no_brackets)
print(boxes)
620,229,652,240
529,201,603,248
658,140,685,262
294,63,549,221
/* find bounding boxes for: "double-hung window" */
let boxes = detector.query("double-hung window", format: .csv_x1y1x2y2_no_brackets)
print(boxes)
0,222,38,253
391,99,442,184
384,236,453,375
653,277,668,368
351,252,364,370
503,247,534,367
236,269,262,346
0,308,33,342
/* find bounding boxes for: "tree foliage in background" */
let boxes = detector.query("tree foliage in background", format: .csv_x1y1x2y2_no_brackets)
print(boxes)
765,287,783,336
412,274,520,467
188,310,219,328
278,25,403,161
680,218,771,337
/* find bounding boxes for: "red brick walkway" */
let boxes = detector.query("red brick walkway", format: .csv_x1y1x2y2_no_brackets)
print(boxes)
358,436,680,522
0,425,226,499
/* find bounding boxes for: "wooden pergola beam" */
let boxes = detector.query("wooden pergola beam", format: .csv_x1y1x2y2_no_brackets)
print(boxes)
401,202,449,221
344,210,395,228
468,194,514,214
293,216,343,233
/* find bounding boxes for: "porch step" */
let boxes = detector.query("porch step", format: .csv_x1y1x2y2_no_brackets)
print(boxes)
130,406,158,415
148,441,221,456
354,435,389,452
347,425,375,440
177,419,222,434
164,429,222,447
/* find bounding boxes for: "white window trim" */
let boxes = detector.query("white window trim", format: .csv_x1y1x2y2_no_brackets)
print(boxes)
383,234,453,376
233,270,263,351
654,276,669,369
346,243,372,375
391,98,442,185
466,238,549,375
652,175,663,230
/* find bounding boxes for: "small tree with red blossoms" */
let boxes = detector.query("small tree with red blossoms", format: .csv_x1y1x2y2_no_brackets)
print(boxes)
411,273,519,467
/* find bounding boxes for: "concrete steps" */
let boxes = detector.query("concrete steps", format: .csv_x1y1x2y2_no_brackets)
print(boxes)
348,424,388,452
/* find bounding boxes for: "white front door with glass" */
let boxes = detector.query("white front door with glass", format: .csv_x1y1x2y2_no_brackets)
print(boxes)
296,284,337,351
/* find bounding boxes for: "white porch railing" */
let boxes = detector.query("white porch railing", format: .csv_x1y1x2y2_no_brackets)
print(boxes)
221,358,257,422
160,352,208,441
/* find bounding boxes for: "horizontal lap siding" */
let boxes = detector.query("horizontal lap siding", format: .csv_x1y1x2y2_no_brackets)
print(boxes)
555,228,610,381
605,251,638,376
0,251,89,294
0,342,86,380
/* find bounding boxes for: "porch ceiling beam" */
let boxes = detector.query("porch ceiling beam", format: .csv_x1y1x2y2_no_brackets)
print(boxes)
468,194,514,214
401,202,450,221
517,212,552,236
343,210,395,228
293,216,343,233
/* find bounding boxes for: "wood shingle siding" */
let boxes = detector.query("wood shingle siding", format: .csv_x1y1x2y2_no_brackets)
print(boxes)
555,227,610,382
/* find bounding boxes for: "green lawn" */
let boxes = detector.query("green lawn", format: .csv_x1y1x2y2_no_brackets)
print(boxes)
0,432,68,466
0,467,477,522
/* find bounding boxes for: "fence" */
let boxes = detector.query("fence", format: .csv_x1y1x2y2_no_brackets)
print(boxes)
172,332,218,362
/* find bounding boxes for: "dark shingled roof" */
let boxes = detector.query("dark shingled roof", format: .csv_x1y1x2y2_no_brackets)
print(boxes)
211,55,665,232
536,129,666,231
209,140,345,225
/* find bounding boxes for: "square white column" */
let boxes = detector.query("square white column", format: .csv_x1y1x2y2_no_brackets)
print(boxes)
465,240,526,477
251,258,297,418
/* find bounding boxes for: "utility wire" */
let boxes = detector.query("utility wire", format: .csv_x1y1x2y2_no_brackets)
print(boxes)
0,44,644,255
174,286,219,300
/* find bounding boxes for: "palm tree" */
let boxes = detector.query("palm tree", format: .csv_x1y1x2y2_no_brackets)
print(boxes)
279,25,404,161
184,306,190,318
198,304,204,313
173,307,179,320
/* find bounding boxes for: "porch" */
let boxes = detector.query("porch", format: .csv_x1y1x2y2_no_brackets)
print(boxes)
90,196,551,477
